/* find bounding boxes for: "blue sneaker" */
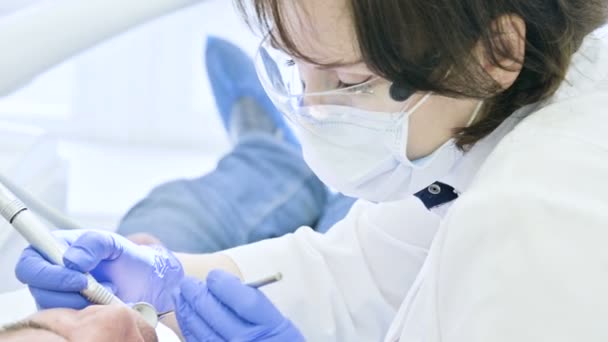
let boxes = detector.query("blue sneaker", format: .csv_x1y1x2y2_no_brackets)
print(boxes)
205,36,298,146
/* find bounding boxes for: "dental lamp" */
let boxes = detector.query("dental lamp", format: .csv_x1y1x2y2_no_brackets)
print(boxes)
0,0,207,97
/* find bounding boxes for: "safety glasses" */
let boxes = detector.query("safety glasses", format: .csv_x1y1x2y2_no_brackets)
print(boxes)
253,34,418,128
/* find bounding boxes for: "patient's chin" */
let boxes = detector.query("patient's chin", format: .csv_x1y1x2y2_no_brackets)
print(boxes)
137,319,158,342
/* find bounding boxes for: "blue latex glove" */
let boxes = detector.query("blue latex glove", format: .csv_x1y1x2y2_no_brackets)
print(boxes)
174,270,304,342
15,229,184,312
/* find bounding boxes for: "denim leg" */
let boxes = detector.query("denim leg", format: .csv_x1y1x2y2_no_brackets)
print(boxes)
314,192,358,234
116,134,328,253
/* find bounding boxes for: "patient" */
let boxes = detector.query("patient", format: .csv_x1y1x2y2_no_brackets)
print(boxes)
0,305,157,342
117,37,356,252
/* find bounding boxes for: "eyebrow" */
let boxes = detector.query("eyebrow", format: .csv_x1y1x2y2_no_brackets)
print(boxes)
269,36,363,70
314,60,363,70
0,320,63,338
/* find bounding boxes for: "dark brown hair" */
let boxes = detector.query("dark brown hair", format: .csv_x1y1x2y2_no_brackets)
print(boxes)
235,0,607,148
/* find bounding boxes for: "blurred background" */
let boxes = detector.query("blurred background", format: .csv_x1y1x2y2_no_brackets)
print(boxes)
0,0,259,322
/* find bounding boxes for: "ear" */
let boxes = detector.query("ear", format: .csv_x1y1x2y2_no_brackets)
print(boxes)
476,14,527,90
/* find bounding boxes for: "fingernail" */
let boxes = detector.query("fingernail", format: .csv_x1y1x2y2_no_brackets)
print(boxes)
174,292,191,317
72,274,89,290
63,247,93,273
179,277,203,301
63,257,79,271
63,248,84,271
206,270,238,291
206,269,221,284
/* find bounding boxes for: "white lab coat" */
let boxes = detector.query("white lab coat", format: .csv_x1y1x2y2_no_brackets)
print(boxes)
223,30,608,341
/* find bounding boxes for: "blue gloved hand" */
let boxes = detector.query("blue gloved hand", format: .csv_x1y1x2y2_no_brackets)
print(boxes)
15,229,184,312
174,270,304,342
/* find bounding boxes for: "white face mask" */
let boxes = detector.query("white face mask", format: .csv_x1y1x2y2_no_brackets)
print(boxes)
253,37,482,202
293,94,481,202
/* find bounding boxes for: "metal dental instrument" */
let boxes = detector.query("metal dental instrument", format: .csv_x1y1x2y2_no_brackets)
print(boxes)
245,272,284,289
132,272,284,327
0,181,123,307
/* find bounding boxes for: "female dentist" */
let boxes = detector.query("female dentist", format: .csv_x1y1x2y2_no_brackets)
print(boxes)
15,0,608,341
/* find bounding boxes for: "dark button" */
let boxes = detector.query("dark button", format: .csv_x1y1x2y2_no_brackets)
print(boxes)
414,181,459,210
428,184,442,195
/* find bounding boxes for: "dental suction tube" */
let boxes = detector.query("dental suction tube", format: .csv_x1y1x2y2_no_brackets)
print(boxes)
0,182,122,306
0,0,206,96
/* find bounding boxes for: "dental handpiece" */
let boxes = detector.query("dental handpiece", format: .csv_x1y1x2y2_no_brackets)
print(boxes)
0,182,122,306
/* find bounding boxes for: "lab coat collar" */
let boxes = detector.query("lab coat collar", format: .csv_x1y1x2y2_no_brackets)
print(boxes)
440,30,608,195
549,30,608,103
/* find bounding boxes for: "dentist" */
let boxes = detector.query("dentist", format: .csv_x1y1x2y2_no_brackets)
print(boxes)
14,0,608,341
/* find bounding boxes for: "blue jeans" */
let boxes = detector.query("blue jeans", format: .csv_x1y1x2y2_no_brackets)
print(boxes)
116,134,356,253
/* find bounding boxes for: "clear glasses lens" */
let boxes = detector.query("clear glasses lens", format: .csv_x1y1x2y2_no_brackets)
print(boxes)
253,35,426,149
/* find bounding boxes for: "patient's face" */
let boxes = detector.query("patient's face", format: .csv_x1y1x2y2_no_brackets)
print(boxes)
0,305,157,342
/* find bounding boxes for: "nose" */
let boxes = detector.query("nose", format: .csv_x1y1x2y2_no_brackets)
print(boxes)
298,67,361,107
299,62,339,93
298,72,335,107
77,305,157,342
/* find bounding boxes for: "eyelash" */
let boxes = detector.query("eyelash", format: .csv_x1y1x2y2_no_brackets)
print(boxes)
337,80,361,88
286,59,371,91
338,76,373,93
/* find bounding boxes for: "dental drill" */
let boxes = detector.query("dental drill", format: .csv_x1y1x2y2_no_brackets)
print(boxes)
0,181,123,307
